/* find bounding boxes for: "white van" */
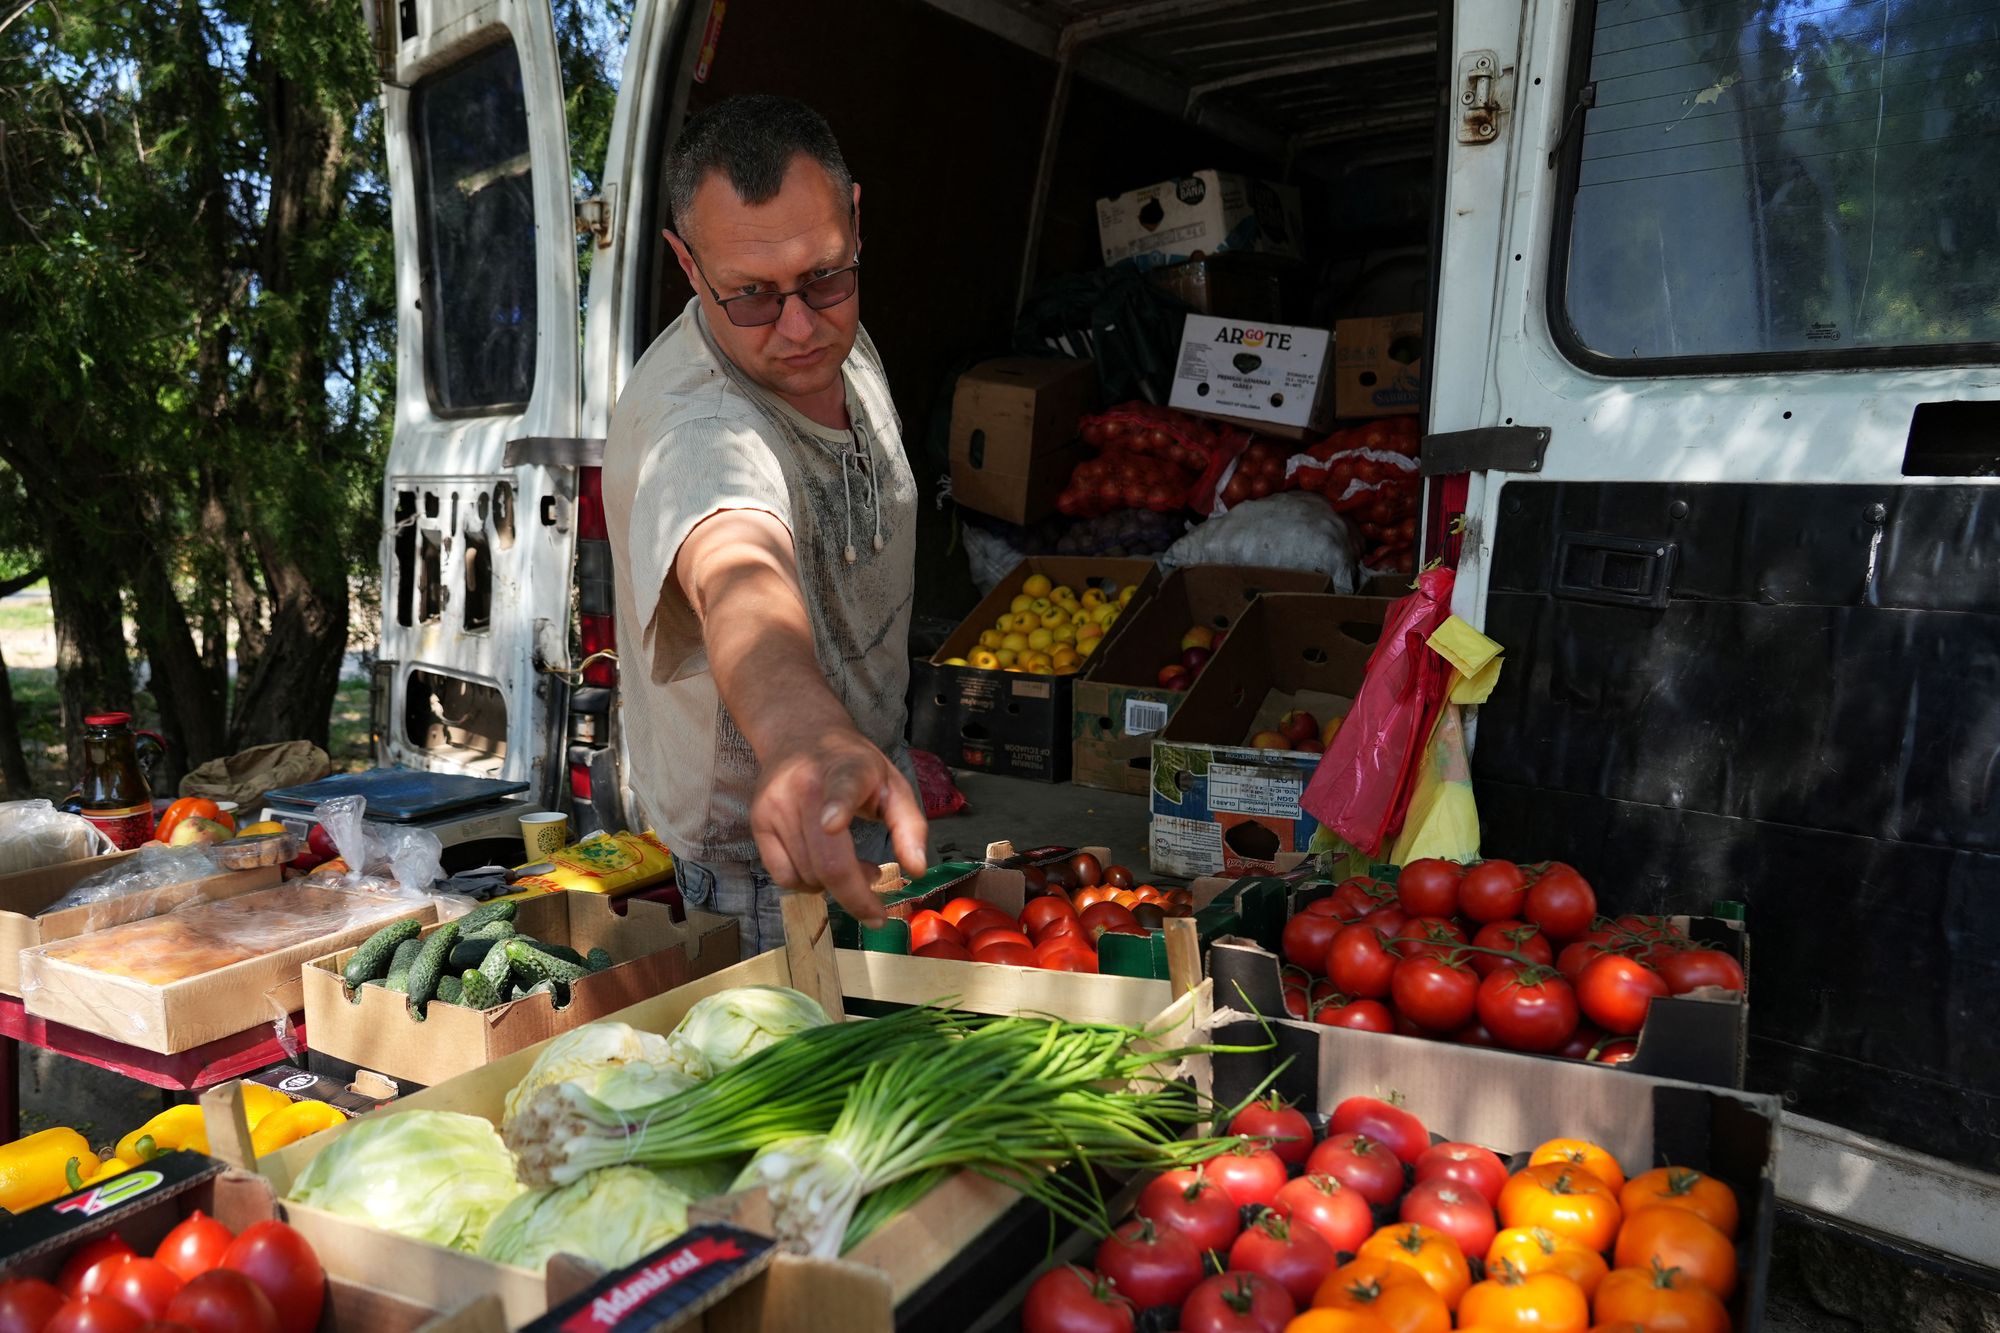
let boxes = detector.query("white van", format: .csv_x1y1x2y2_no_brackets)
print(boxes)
367,0,2000,1273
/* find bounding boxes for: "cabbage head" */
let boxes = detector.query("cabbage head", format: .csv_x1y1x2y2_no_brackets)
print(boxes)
503,1020,684,1129
287,1111,522,1252
661,986,830,1082
477,1165,693,1270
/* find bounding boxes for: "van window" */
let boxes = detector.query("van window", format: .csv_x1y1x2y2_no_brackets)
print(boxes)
413,38,538,413
1555,0,2000,367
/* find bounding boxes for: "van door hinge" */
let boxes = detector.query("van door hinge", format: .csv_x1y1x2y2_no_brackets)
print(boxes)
1457,49,1507,144
575,185,616,250
1420,425,1550,475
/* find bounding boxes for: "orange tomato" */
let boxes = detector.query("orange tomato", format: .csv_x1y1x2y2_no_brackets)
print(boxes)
1284,1311,1395,1333
156,797,228,842
1356,1223,1470,1310
1073,886,1117,911
1457,1263,1590,1333
1586,1325,1650,1333
1618,1167,1740,1239
1497,1164,1622,1253
1528,1139,1626,1194
1311,1257,1450,1333
1486,1226,1608,1298
1593,1262,1732,1333
1614,1206,1737,1300
1111,889,1142,910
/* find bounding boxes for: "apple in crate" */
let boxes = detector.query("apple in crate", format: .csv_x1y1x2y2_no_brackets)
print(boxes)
1181,645,1213,673
1158,665,1192,691
1250,730,1289,750
1182,626,1216,651
1280,709,1320,746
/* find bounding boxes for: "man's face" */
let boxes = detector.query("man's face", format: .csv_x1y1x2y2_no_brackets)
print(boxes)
668,155,861,403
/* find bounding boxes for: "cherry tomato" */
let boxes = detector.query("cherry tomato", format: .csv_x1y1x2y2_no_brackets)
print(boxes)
1390,917,1467,962
1329,1096,1429,1166
1314,996,1394,1032
1414,1142,1508,1207
1273,1174,1372,1256
1390,955,1478,1033
1305,1134,1405,1207
1653,948,1745,996
44,1299,146,1333
1206,1142,1288,1211
162,1271,278,1333
1136,1169,1242,1255
154,1213,234,1283
1094,1218,1204,1312
219,1221,322,1333
1576,955,1670,1035
1178,1272,1294,1333
60,1237,135,1300
1399,1179,1497,1263
1326,925,1398,999
1457,860,1528,923
1476,967,1580,1053
1468,921,1553,977
1228,1212,1338,1309
1282,912,1346,975
1228,1094,1313,1168
99,1260,182,1323
0,1279,67,1333
1523,865,1597,940
1395,859,1463,918
1020,1265,1134,1333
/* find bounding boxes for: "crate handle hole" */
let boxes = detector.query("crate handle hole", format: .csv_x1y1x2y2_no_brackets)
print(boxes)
1301,646,1329,664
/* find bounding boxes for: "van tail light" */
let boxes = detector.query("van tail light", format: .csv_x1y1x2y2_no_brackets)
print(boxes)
576,466,609,541
569,761,594,802
579,613,618,686
569,464,618,834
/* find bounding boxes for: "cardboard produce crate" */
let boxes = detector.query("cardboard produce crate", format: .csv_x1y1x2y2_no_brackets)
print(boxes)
0,852,281,996
19,883,437,1053
1334,311,1425,417
948,357,1098,525
1146,255,1289,322
302,891,741,1086
0,1152,503,1332
1073,565,1332,795
1168,314,1337,439
1150,592,1389,877
1096,169,1305,269
908,556,1161,782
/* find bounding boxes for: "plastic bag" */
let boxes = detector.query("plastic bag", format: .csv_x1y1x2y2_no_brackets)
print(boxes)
0,800,113,876
508,831,674,896
1161,491,1360,592
911,749,968,819
1300,567,1457,855
1386,702,1480,866
307,795,444,894
40,844,221,919
1058,405,1246,518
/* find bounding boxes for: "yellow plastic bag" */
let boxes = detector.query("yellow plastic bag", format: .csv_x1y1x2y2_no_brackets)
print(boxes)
1388,701,1481,866
509,831,674,897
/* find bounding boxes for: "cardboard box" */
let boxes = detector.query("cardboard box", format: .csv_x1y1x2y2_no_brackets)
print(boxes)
301,892,740,1086
1334,312,1425,417
1146,255,1288,322
1073,565,1332,795
1149,593,1390,877
1195,951,1780,1333
19,884,437,1053
908,556,1162,782
948,357,1098,525
1168,314,1336,438
0,1153,503,1332
245,1062,404,1117
1096,170,1305,269
0,852,282,996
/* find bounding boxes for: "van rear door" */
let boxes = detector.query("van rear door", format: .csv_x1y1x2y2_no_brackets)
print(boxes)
367,0,581,802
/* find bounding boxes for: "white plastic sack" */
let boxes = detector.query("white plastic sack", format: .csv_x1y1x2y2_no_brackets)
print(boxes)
1161,491,1359,592
0,800,114,876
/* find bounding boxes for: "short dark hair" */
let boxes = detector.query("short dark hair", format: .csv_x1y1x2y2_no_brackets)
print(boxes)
666,94,852,237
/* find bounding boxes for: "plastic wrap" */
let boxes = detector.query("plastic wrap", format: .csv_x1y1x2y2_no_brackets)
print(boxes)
0,801,114,875
39,844,221,918
1161,491,1359,591
306,795,445,894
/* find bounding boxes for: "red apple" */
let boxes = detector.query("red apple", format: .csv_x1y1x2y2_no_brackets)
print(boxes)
1158,665,1192,691
1295,738,1324,754
1249,730,1289,750
1279,709,1320,745
1181,646,1213,673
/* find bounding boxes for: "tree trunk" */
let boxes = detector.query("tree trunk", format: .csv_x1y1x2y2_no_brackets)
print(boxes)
0,566,42,795
42,513,134,785
129,531,229,781
230,538,349,751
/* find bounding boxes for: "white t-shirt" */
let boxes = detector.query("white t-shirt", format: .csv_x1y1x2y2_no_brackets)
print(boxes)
602,300,916,862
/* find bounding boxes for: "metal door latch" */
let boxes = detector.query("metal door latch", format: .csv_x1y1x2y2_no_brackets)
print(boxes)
575,185,616,250
1458,50,1506,143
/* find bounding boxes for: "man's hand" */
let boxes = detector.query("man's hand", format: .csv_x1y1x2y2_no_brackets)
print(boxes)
749,728,927,928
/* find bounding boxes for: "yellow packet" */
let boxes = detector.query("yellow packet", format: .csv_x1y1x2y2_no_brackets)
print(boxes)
510,830,675,897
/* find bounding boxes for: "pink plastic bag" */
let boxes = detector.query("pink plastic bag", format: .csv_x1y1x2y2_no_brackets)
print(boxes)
911,748,968,819
1300,567,1457,856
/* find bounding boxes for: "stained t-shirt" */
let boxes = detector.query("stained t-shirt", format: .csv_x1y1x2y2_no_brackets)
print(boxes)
603,299,916,862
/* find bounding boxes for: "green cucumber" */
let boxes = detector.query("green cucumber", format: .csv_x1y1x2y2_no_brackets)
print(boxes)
458,899,518,932
503,938,590,986
465,919,517,942
528,940,586,968
437,974,463,1005
478,936,515,990
585,947,614,973
448,937,497,970
384,938,423,992
343,919,421,987
459,968,502,1009
403,921,461,1011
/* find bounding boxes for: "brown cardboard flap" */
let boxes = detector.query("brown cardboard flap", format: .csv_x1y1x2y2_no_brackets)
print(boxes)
1086,565,1334,688
1160,593,1389,747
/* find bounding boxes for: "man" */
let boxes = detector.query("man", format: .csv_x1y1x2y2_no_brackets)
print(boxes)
603,94,924,955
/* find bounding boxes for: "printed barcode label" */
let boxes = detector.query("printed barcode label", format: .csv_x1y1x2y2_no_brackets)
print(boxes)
1210,762,1305,819
1124,699,1171,736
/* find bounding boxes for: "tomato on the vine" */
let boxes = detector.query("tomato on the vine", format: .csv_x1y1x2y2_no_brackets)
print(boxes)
1414,1142,1508,1207
1228,1094,1314,1168
1329,1096,1429,1166
1398,1178,1496,1262
1313,996,1394,1032
1653,948,1745,996
1592,1038,1639,1064
1522,865,1597,940
1555,939,1612,985
1178,1272,1294,1333
1328,877,1397,921
1273,1175,1372,1255
1356,904,1409,940
1576,955,1669,1035
1282,912,1346,975
1391,918,1467,963
1306,1134,1406,1207
1475,967,1580,1053
1389,955,1478,1034
1394,860,1462,918
1136,1169,1241,1254
1093,1219,1205,1311
1553,1022,1607,1061
1458,860,1528,923
1206,1141,1288,1210
1468,921,1552,976
1227,1212,1339,1308
1021,1265,1135,1333
1326,925,1398,999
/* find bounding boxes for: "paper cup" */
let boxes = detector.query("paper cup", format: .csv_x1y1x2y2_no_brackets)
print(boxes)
520,811,569,862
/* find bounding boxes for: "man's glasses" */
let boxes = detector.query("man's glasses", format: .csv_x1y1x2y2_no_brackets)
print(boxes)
681,243,861,328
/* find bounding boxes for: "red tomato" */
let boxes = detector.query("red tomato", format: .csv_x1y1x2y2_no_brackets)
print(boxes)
1178,1272,1294,1333
1205,1142,1287,1210
1399,1178,1497,1261
1326,924,1398,998
1301,897,1344,919
938,896,991,927
913,940,971,961
1592,1038,1640,1065
1228,1094,1314,1168
1034,940,1099,973
1328,877,1396,921
162,1272,278,1333
1020,897,1076,939
907,910,963,952
99,1261,182,1323
1469,921,1553,976
1476,967,1581,1053
1306,1133,1405,1207
954,907,1018,941
1281,912,1344,974
1556,939,1611,984
1523,865,1597,940
1577,955,1670,1035
1077,901,1138,941
1281,984,1310,1019
1228,1213,1337,1308
972,940,1038,967
1356,904,1409,940
1395,859,1463,918
60,1237,135,1300
44,1299,145,1333
1390,955,1479,1033
965,927,1032,953
1093,1219,1205,1311
1020,1265,1134,1333
154,1213,234,1283
1328,1097,1428,1166
1654,948,1746,995
1453,1019,1499,1047
1136,1169,1242,1254
0,1279,67,1333
1314,996,1394,1032
1273,1175,1372,1255
1414,1141,1508,1207
1391,917,1468,962
1458,860,1529,923
219,1222,321,1333
1555,1022,1608,1061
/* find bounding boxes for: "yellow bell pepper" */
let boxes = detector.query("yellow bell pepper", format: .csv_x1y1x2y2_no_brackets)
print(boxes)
247,1099,347,1158
115,1104,209,1163
0,1127,98,1211
80,1158,135,1186
237,1081,294,1128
